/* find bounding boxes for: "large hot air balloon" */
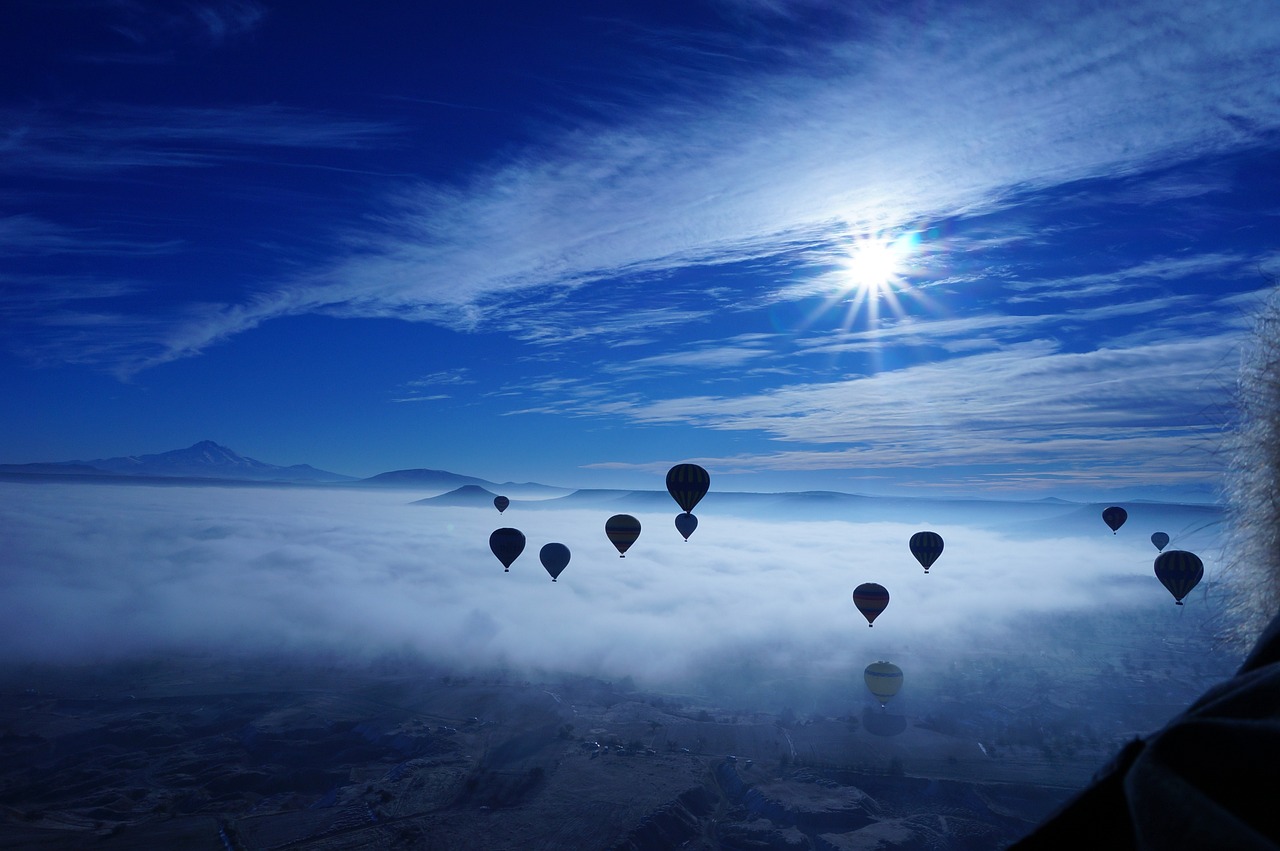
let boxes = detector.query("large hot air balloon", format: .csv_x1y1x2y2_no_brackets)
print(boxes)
1102,506,1128,534
909,531,944,573
494,495,510,514
675,512,698,541
1154,550,1203,605
540,543,571,582
666,464,710,513
605,514,641,557
864,662,903,707
1151,532,1170,552
852,583,890,627
489,528,525,572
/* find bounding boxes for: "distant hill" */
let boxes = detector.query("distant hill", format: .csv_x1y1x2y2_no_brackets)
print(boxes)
413,485,501,507
356,468,572,498
0,440,354,483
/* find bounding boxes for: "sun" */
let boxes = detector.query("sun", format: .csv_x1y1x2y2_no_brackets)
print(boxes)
838,233,912,297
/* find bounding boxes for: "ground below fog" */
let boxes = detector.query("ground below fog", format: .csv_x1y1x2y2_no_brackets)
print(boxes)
0,656,1110,850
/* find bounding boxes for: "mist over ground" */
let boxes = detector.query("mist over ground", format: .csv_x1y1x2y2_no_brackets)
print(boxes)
1,480,1239,719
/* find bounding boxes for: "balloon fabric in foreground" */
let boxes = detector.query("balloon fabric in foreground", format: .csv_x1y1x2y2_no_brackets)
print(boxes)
666,464,710,513
605,514,641,557
1154,550,1204,605
853,583,890,627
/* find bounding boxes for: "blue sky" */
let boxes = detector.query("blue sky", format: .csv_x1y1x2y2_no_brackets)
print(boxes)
4,0,1279,498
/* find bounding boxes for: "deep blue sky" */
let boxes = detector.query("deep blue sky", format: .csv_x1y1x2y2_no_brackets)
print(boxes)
3,0,1278,498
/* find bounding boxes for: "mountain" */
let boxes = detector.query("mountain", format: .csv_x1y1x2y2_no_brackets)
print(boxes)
0,441,354,483
413,485,502,508
356,468,572,498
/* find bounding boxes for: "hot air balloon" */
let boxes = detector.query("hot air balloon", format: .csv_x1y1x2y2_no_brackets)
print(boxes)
605,514,641,557
489,528,525,572
494,495,510,514
909,531,944,573
666,464,710,513
1102,506,1127,534
852,583,890,627
864,662,903,707
540,543,571,582
675,512,698,541
1151,532,1170,552
1154,550,1203,605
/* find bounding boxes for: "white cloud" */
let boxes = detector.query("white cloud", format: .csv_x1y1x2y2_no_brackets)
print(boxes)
39,0,1277,372
0,482,1232,707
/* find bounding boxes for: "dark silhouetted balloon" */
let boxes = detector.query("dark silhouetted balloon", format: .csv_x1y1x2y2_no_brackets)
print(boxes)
666,464,710,513
909,531,944,573
675,512,698,541
489,528,525,572
1154,550,1203,605
852,583,890,627
540,543,571,582
605,514,641,557
864,661,903,707
1102,506,1127,534
494,495,510,514
1151,532,1170,552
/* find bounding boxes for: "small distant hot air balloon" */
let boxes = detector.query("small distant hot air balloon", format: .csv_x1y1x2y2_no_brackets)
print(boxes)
1154,550,1203,605
864,662,903,707
852,583,890,627
909,531,944,573
489,528,525,572
675,512,698,541
540,543,571,582
1102,506,1127,534
1151,532,1170,552
666,464,710,513
494,495,510,514
605,514,641,557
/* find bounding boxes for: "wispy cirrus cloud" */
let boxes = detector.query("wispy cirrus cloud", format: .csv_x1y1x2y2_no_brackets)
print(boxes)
23,0,1276,374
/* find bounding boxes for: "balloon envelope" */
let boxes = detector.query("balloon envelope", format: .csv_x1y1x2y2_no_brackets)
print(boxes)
494,495,510,514
540,543,571,581
675,512,698,541
1151,532,1170,552
1102,506,1128,533
864,662,904,707
666,464,710,513
489,528,525,572
1154,550,1203,604
605,514,641,557
852,583,890,627
909,531,944,572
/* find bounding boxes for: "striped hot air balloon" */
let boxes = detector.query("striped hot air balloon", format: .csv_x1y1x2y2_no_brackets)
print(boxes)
864,662,903,707
1154,550,1203,605
909,531,944,573
605,514,641,557
1102,506,1128,534
666,464,710,513
540,543,571,582
489,528,525,572
852,583,890,627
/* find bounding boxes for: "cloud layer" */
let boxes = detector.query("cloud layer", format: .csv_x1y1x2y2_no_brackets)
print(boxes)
1,482,1233,711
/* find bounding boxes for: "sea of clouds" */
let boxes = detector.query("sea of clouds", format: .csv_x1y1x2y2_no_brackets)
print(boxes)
0,481,1235,711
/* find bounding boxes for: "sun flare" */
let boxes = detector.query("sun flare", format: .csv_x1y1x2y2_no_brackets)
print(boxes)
839,233,912,296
